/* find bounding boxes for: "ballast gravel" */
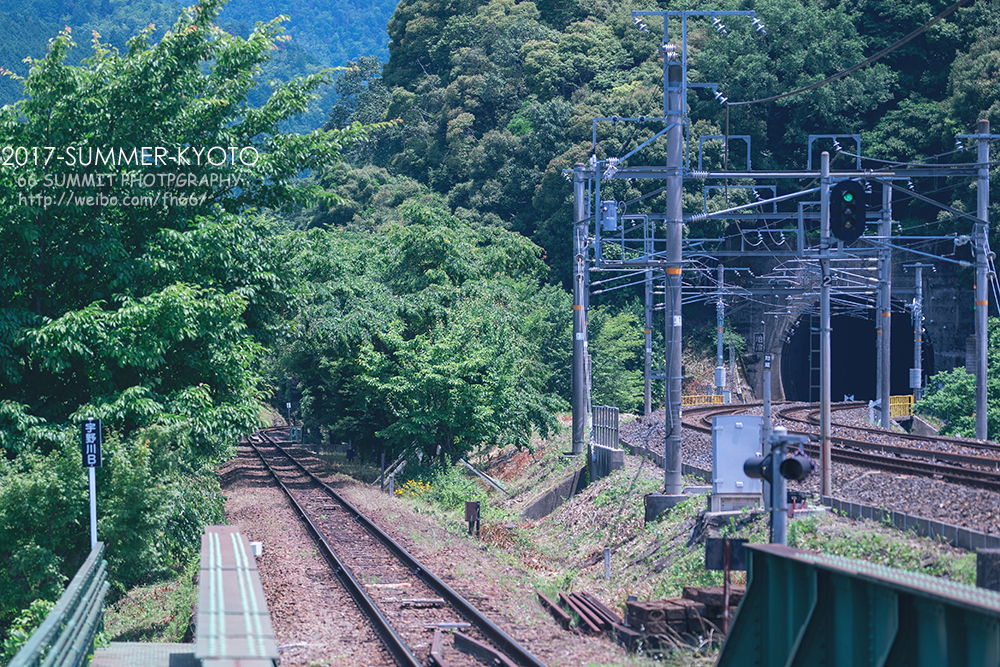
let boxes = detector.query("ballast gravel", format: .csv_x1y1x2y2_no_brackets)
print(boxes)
219,441,630,667
621,405,1000,535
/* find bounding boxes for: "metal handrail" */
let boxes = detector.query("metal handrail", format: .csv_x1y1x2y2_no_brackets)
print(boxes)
889,394,914,418
591,405,620,449
681,394,726,406
9,543,109,667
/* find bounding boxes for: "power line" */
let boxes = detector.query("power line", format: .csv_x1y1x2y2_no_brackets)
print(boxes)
728,0,974,107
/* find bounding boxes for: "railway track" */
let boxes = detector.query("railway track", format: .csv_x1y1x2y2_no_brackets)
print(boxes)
247,429,547,667
776,402,1000,456
680,402,1000,493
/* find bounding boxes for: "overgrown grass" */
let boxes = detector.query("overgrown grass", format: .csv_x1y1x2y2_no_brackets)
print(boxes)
100,556,200,643
359,423,980,665
788,512,977,584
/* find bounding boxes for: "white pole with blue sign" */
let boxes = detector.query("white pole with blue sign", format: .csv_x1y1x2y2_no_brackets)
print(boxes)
81,418,102,550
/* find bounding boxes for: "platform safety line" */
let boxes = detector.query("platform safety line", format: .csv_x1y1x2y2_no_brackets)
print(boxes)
209,532,227,658
230,532,266,656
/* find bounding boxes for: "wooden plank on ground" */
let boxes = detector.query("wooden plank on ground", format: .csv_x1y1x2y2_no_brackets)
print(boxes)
559,592,600,634
536,591,571,630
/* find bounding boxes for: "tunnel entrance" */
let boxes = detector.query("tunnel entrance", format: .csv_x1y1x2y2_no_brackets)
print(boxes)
780,311,934,402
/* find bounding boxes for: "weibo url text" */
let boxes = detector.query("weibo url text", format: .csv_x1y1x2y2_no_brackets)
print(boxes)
19,191,208,209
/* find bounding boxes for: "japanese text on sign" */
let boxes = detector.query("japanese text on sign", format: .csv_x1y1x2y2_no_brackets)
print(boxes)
81,418,102,467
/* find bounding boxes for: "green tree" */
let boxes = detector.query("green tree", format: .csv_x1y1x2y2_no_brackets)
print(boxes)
278,193,566,463
916,317,1000,440
0,0,363,632
589,306,645,414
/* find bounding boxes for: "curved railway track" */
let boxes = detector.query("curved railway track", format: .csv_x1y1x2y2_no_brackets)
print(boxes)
247,429,547,667
680,402,1000,493
776,402,1000,456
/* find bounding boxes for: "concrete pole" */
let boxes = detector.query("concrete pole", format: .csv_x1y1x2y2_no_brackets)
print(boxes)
976,119,990,440
572,164,588,455
762,354,773,513
763,355,773,439
664,59,684,496
913,264,924,403
880,184,893,427
820,152,832,496
644,269,653,415
716,264,725,396
769,432,788,546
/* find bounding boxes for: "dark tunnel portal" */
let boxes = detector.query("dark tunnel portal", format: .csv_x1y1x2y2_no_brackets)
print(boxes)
780,313,931,402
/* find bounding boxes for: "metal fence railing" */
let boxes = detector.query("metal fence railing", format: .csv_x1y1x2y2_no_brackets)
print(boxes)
681,394,726,406
591,405,620,449
889,394,914,418
9,543,109,667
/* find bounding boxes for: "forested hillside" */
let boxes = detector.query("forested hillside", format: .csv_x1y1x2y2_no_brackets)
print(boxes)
321,0,1000,288
0,0,398,130
2,0,1000,654
289,0,1000,450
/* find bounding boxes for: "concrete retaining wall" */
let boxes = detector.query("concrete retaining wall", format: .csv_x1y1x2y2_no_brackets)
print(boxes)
521,466,588,521
821,497,1000,551
590,443,624,482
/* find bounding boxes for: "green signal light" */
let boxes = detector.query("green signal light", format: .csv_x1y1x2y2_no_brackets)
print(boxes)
843,192,854,202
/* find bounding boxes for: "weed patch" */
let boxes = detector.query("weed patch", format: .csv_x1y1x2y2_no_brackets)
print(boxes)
101,556,199,643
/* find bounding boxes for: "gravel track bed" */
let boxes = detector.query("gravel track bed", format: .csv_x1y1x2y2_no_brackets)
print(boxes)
282,445,632,666
221,439,631,666
621,405,1000,536
256,441,508,667
219,442,392,667
777,404,1000,461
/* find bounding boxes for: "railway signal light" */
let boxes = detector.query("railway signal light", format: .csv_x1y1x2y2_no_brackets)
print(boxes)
744,455,773,482
744,442,815,483
778,453,814,481
830,180,867,244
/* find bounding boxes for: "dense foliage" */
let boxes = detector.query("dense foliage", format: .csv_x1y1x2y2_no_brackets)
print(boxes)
323,0,1000,289
278,193,567,462
916,317,1000,440
0,0,399,131
0,0,363,634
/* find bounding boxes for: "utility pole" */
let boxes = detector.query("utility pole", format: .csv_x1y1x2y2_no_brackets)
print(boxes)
572,164,588,455
716,264,726,397
761,353,773,512
820,152,832,496
975,119,990,441
906,263,931,402
664,54,684,496
879,184,893,428
644,268,653,414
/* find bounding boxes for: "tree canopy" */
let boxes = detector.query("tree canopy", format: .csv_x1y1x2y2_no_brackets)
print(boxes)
327,0,1000,289
278,193,567,463
0,0,362,629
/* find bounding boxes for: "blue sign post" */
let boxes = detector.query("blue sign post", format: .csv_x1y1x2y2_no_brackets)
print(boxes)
81,418,102,550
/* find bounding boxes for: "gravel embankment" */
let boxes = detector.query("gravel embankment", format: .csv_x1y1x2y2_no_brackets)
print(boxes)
220,442,631,667
621,406,1000,535
219,443,391,667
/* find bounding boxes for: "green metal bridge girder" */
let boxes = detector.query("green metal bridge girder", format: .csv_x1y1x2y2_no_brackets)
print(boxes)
717,544,1000,667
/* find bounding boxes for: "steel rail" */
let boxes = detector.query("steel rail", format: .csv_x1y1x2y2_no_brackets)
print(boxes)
681,403,1000,491
246,434,422,667
777,403,1000,454
798,442,1000,493
254,431,549,667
